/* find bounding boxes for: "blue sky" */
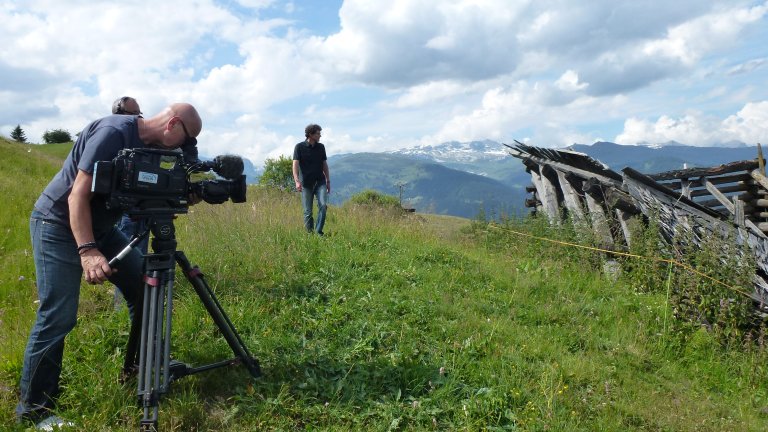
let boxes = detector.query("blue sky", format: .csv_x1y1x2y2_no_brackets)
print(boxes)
1,0,767,168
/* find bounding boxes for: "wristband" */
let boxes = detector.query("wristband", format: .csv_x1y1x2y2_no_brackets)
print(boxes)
77,242,97,254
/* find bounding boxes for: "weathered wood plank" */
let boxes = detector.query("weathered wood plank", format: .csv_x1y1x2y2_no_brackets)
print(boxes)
615,208,633,248
556,170,586,223
734,197,745,228
530,168,560,224
660,172,753,190
750,169,768,191
622,167,722,219
702,178,735,214
648,160,760,181
689,183,753,198
584,192,614,248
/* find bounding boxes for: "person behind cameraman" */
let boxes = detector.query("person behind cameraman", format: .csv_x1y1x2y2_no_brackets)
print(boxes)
16,102,202,429
111,96,149,310
112,96,142,116
111,97,200,311
293,123,330,235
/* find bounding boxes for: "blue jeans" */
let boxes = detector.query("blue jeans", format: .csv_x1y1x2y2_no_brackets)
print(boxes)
301,182,328,234
17,211,145,422
114,215,149,306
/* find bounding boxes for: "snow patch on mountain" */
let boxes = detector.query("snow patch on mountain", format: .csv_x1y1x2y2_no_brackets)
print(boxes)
388,139,508,163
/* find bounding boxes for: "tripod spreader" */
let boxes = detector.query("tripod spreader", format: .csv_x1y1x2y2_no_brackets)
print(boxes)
174,251,262,378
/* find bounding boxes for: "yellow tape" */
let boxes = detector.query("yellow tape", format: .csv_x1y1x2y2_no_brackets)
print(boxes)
487,223,754,299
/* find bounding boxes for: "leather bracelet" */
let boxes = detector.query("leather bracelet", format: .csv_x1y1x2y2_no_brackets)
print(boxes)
77,242,97,253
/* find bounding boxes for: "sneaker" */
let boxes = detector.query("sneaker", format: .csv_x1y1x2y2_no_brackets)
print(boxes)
35,415,74,431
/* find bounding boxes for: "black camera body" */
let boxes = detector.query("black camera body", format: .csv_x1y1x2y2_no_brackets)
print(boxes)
92,148,247,215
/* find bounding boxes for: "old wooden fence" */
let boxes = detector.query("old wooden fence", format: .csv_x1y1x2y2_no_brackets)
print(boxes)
506,142,768,308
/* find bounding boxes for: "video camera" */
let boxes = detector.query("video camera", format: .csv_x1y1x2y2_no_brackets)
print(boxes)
92,148,247,215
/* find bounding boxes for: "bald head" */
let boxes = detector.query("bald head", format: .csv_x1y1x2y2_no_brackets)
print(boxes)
138,102,202,149
169,103,202,137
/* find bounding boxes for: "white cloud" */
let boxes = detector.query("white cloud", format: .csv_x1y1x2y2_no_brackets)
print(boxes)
615,101,768,146
390,80,471,108
0,0,766,166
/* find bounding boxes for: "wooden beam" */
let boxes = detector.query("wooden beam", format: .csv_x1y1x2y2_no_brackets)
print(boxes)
734,197,745,228
622,167,723,219
750,169,768,191
680,178,691,199
701,177,735,214
615,208,633,248
520,155,623,188
661,172,753,190
606,189,641,214
530,168,560,224
556,170,586,223
648,160,759,181
584,192,614,248
689,182,753,198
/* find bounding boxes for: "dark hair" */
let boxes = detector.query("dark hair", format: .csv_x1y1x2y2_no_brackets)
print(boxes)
304,124,322,138
112,96,141,115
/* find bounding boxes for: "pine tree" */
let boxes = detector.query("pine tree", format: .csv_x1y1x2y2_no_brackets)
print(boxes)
11,124,27,143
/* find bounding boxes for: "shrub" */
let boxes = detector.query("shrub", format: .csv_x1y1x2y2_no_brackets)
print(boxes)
259,155,294,190
348,189,401,209
42,128,72,144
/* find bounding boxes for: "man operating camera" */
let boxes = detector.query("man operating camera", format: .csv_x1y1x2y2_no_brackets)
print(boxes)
16,102,202,429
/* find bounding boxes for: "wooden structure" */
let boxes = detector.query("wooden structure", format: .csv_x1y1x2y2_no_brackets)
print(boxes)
506,142,768,306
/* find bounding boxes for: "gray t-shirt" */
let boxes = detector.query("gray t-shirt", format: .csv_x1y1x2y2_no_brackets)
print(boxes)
34,115,144,236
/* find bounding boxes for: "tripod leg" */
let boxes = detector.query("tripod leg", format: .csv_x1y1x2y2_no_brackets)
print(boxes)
175,251,261,378
136,266,175,431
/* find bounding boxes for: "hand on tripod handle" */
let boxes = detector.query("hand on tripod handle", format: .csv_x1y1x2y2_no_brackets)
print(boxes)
80,249,116,284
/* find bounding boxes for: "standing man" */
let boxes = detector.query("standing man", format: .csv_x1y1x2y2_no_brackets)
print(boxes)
293,123,330,235
16,103,202,429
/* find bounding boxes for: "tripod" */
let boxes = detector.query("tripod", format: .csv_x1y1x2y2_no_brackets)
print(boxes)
112,213,261,431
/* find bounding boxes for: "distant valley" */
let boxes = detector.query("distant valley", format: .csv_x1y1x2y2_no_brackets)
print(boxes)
250,140,763,219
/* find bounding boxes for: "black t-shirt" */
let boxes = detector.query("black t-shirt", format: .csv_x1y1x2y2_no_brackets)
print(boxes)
293,141,327,187
34,115,143,236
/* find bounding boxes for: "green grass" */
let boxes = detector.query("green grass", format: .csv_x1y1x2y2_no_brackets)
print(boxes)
1,136,768,430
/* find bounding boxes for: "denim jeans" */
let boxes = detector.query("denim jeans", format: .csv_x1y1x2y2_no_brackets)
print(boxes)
114,214,149,307
301,181,328,234
17,211,145,422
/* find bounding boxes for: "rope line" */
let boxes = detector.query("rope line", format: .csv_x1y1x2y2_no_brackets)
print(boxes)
487,223,754,299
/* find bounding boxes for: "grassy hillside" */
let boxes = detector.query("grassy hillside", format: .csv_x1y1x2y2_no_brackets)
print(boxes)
1,136,768,431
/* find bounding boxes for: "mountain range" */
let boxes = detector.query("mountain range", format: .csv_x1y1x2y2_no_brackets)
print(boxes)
329,152,524,219
254,140,763,219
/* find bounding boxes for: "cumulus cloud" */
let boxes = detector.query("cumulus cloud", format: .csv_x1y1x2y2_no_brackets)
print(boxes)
615,101,768,146
315,0,523,86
